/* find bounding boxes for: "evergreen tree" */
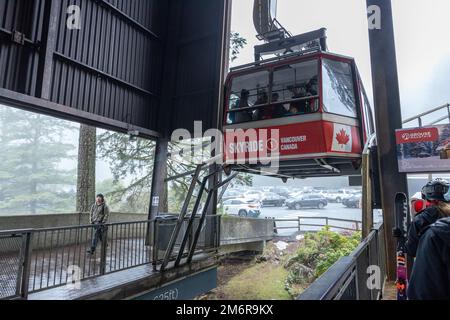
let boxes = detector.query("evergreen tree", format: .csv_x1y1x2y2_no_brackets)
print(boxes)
97,131,154,213
94,32,253,213
0,106,77,214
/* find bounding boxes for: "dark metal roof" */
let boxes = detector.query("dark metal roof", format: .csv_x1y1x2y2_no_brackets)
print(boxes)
0,0,230,137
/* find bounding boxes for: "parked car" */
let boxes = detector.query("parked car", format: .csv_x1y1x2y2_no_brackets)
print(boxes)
222,199,261,217
286,194,328,210
313,188,328,194
268,187,290,198
341,189,362,202
343,194,362,208
288,191,303,199
243,190,264,201
222,190,245,202
324,189,354,203
261,192,286,207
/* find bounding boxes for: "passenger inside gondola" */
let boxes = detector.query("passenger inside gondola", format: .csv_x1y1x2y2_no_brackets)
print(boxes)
233,89,251,123
226,59,319,124
259,92,283,120
271,93,288,119
253,89,269,120
287,105,299,115
306,75,318,95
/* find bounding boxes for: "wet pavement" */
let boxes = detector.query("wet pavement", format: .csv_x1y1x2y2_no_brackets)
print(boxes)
1,237,152,297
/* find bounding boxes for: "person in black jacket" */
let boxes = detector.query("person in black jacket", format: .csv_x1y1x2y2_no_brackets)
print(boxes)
407,217,450,300
406,179,450,257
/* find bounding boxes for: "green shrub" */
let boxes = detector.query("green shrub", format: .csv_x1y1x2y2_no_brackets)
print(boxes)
284,228,361,297
313,228,361,277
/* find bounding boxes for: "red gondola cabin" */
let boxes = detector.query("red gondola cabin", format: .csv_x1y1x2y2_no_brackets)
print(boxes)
223,51,375,179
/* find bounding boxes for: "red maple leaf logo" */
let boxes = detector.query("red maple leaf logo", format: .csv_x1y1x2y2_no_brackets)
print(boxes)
336,129,350,145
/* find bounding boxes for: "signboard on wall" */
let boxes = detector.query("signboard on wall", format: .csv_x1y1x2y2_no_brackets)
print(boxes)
396,124,450,173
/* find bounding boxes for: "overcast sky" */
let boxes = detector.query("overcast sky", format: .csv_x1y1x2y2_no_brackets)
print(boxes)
231,0,450,122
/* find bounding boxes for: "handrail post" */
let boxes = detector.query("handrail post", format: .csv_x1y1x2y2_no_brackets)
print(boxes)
325,217,329,228
152,219,159,271
145,220,152,246
216,215,221,249
20,232,32,299
100,226,108,275
447,104,450,122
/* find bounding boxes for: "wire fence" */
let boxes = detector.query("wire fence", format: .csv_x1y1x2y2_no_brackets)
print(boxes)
0,233,25,299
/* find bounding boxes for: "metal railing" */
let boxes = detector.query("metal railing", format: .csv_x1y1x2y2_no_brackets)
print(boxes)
27,220,152,294
268,216,362,234
298,223,386,300
0,215,220,299
403,103,450,127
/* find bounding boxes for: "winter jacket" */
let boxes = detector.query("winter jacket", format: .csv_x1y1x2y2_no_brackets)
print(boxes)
407,217,450,300
406,206,441,257
89,202,110,224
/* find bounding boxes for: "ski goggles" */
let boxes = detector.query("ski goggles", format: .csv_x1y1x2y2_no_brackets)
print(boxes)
422,184,449,195
422,184,450,201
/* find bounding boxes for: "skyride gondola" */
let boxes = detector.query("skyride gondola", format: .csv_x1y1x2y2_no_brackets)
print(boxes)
222,26,375,182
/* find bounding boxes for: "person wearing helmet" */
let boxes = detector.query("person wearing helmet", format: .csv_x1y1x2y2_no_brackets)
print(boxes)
407,217,450,299
406,178,450,257
407,180,450,300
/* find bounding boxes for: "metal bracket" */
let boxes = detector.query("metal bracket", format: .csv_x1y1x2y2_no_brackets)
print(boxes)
11,30,25,45
315,159,341,174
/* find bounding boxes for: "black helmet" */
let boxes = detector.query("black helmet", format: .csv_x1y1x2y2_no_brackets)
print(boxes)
421,179,450,201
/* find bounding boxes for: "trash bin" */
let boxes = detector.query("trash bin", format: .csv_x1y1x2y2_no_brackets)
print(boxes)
155,215,179,253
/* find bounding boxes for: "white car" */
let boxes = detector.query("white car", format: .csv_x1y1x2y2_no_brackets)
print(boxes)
222,199,261,217
243,190,264,201
324,189,354,203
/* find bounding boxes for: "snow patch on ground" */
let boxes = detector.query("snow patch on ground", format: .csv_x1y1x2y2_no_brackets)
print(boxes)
296,235,304,241
274,241,289,252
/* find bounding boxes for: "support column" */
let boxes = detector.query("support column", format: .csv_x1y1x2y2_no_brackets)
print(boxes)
205,164,220,248
37,0,61,100
149,138,168,220
366,0,408,281
147,138,168,246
